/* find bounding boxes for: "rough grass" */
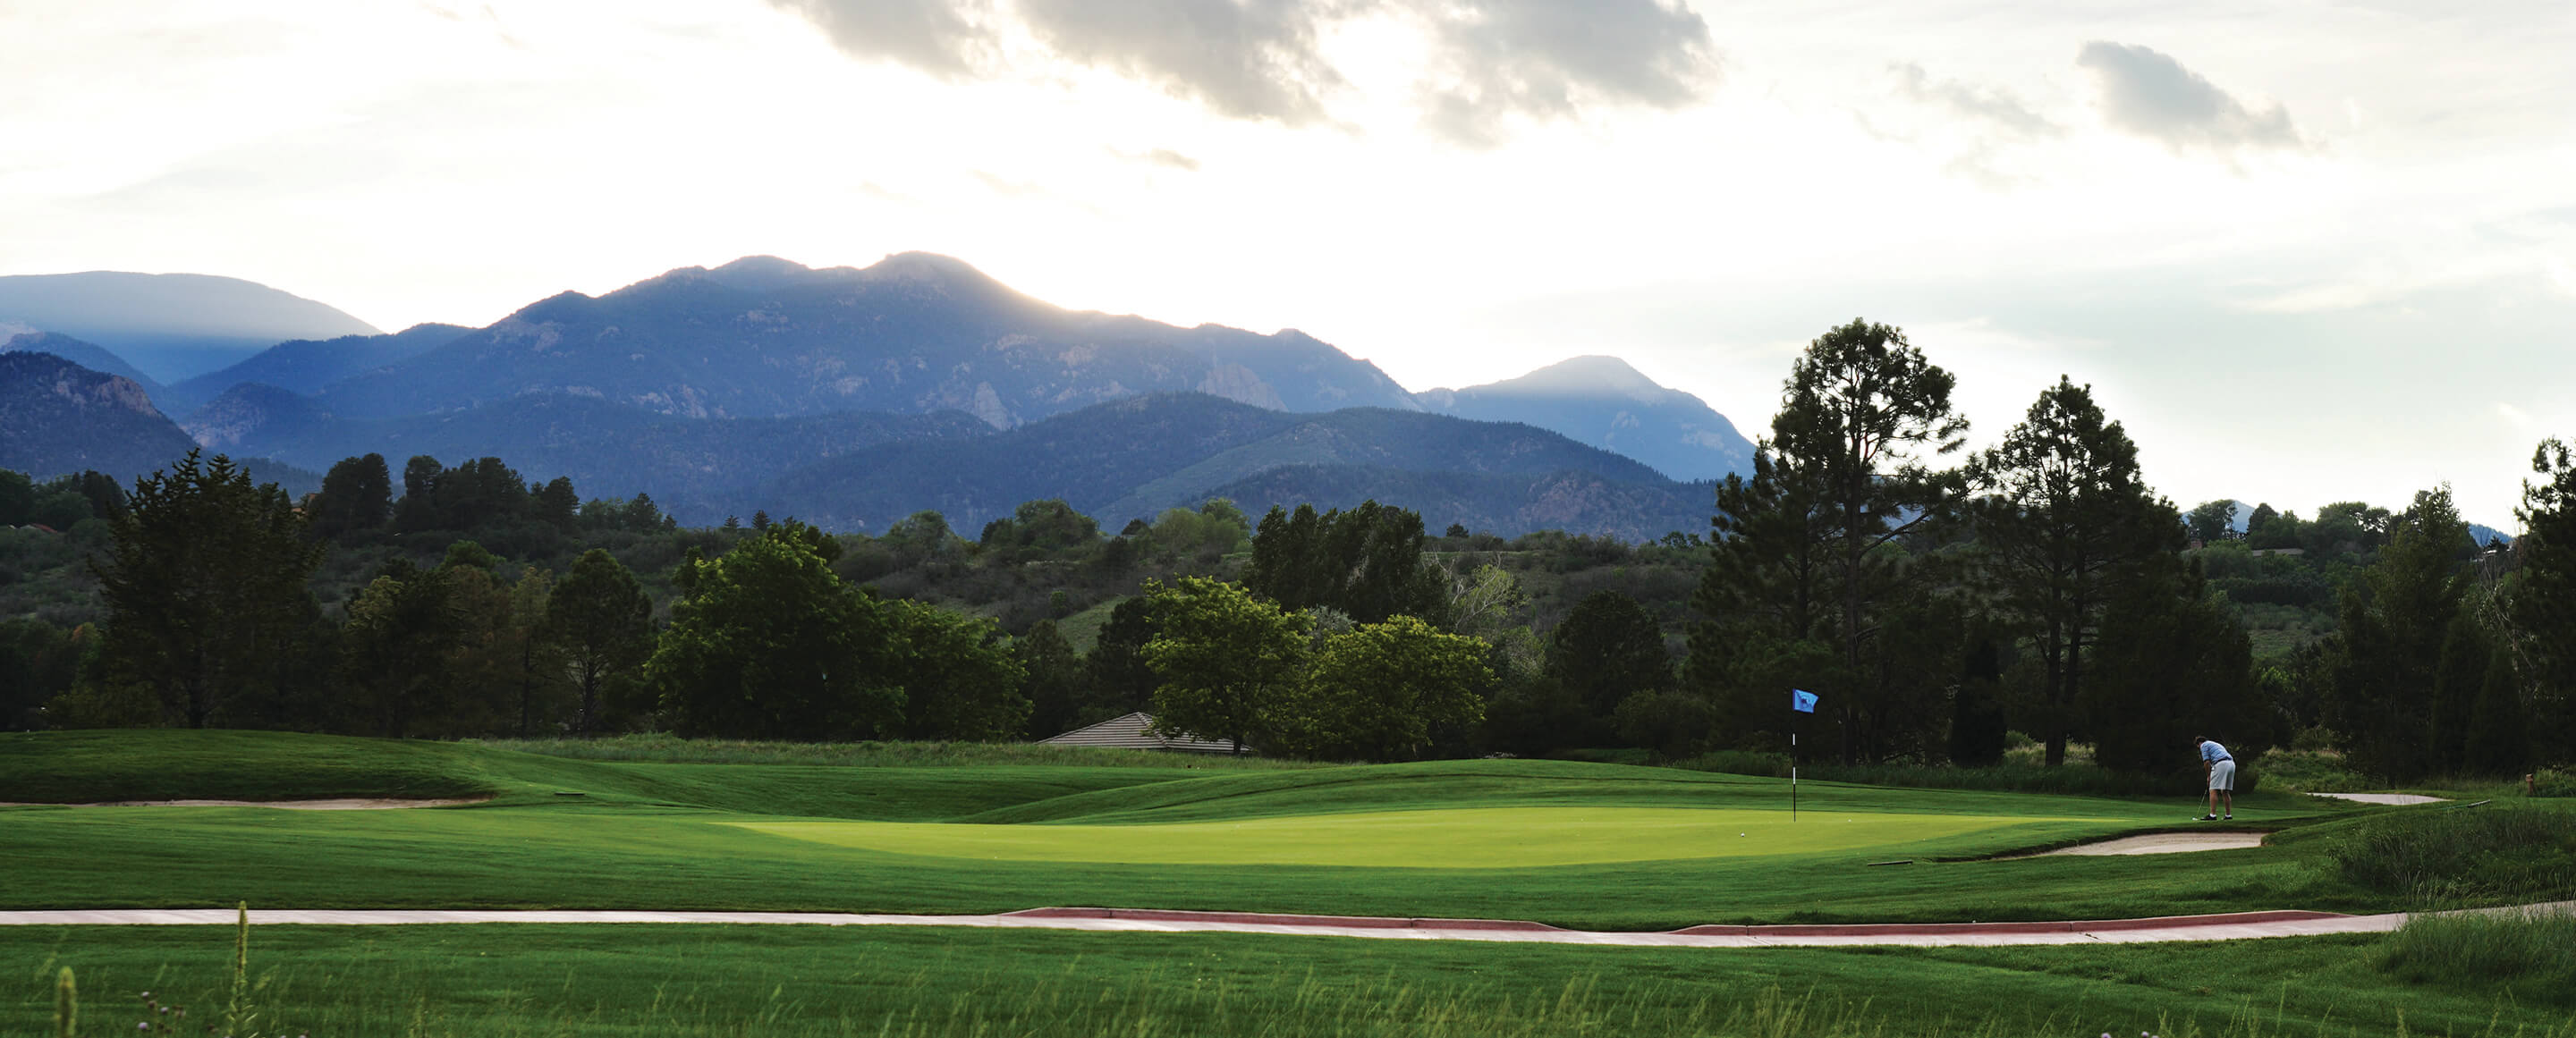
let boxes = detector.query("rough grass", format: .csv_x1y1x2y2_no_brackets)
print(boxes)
2328,804,2576,906
473,731,1310,770
1673,752,2261,797
14,925,2576,1038
2383,907,2576,1007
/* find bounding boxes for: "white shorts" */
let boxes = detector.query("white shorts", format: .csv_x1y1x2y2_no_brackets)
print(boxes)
2208,759,2236,791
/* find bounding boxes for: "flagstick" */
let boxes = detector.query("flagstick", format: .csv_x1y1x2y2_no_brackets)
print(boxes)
1791,723,1799,823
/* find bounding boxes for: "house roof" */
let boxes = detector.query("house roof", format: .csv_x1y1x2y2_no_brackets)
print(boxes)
1038,712,1245,755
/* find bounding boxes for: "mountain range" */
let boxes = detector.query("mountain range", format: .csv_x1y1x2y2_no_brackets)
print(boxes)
0,272,378,383
0,256,1746,537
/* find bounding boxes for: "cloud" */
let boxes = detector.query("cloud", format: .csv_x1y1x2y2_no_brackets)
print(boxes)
2076,41,2301,154
1110,147,1203,171
764,0,995,80
1414,0,1717,148
766,0,1716,143
1891,63,2056,140
1017,0,1340,124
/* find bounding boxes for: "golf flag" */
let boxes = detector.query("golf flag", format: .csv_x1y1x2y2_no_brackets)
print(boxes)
1792,689,1819,713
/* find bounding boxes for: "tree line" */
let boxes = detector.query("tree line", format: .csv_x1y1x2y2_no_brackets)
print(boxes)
4,319,2573,782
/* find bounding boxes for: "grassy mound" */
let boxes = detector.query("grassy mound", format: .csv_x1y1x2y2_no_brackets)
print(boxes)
2328,804,2576,906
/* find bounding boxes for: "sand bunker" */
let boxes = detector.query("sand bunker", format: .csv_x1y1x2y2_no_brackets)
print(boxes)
0,797,491,810
2016,831,2267,857
2309,792,2448,806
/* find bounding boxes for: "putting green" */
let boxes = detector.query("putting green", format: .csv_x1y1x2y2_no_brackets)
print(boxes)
729,806,2097,868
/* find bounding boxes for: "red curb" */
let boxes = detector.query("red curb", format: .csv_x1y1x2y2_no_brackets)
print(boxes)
1006,907,2351,937
1002,907,1566,932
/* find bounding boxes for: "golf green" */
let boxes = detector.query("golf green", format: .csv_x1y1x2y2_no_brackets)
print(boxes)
729,806,2092,868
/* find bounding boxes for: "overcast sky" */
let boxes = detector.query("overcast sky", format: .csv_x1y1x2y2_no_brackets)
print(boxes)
5,1,2572,527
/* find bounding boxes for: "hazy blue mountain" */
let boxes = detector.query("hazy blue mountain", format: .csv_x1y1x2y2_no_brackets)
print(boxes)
0,272,378,383
0,352,199,482
162,323,470,414
318,254,1421,426
758,392,1707,537
184,387,990,522
1417,356,1754,481
2,333,163,405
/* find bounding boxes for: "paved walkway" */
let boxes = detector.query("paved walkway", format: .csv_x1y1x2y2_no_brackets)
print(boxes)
9,904,2568,948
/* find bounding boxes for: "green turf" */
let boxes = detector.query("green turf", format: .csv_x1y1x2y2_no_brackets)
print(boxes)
735,806,2098,867
10,924,2572,1037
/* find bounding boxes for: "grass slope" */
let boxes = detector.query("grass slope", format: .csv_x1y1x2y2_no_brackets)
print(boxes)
0,730,2410,930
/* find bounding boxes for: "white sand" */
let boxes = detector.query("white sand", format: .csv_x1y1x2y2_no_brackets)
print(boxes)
2308,792,2449,806
2034,832,2267,856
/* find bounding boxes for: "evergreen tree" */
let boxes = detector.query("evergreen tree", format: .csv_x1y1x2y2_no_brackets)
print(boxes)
531,477,580,533
2084,555,2262,777
1545,590,1672,719
2462,646,2528,775
1016,620,1089,737
308,453,392,541
340,559,463,739
549,548,654,735
1967,377,2174,766
1083,596,1161,717
93,451,324,728
1245,500,1445,624
2325,487,2470,781
2512,439,2576,767
1949,629,2010,766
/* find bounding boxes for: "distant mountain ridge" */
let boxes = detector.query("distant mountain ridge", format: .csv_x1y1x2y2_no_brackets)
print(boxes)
161,323,471,414
314,253,1421,426
2,333,164,405
758,392,1711,539
1419,356,1754,481
0,272,378,382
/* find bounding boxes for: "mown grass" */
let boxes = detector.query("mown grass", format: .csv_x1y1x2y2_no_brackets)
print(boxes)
1674,751,2269,797
13,924,2576,1038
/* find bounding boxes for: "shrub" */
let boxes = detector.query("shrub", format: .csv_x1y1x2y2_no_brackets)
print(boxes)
2533,767,2576,797
2330,806,2576,905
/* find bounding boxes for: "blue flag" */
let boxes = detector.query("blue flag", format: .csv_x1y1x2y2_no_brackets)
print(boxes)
1791,689,1818,713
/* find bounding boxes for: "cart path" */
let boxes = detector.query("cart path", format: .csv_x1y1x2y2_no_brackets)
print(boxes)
6,903,2569,948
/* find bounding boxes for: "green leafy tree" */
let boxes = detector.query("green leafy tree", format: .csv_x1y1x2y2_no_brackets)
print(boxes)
1967,377,2175,766
1275,615,1490,762
880,596,1029,741
650,522,900,738
307,454,392,541
549,548,654,735
0,619,85,730
0,469,33,527
2186,500,2238,544
93,451,324,728
1143,577,1310,753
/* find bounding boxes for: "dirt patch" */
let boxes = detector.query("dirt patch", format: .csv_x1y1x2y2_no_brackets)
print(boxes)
0,797,493,810
2007,831,2267,857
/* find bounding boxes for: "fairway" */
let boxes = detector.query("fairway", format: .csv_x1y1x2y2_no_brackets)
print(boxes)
731,806,2091,867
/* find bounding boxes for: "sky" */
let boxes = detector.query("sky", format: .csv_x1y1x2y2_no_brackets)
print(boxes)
4,0,2572,527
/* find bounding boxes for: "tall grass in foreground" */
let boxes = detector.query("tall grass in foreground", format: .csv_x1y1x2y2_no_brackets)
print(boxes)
2385,907,2576,1007
470,733,1316,770
39,961,2545,1038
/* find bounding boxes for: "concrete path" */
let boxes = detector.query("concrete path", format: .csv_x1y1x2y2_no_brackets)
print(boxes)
13,904,2570,948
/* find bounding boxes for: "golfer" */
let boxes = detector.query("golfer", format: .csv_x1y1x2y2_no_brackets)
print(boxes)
2195,735,2234,821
